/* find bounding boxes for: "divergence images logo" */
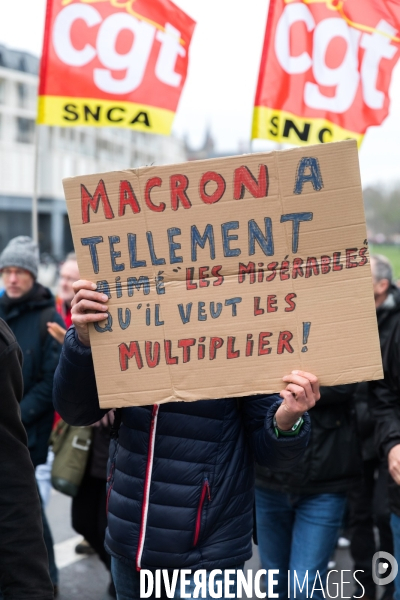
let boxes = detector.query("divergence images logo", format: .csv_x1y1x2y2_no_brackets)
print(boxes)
372,551,398,586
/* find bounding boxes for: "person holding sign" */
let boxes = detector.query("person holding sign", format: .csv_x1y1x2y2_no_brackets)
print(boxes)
53,279,320,599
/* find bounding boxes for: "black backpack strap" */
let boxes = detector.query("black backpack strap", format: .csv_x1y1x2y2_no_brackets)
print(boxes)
36,306,58,382
110,408,122,439
39,306,58,346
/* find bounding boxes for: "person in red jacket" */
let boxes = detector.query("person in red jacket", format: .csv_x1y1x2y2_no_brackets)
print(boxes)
47,253,80,344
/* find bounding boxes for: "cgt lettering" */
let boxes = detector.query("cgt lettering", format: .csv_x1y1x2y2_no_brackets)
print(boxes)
53,4,186,94
275,4,397,113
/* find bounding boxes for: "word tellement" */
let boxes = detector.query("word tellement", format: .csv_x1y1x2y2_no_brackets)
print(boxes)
81,214,313,275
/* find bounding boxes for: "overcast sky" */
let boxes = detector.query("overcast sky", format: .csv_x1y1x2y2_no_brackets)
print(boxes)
2,0,400,188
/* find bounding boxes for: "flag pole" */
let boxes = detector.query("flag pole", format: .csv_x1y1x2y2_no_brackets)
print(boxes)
32,124,40,244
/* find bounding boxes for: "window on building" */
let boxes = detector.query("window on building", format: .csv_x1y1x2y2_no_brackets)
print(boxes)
17,83,30,108
0,79,5,104
58,127,68,150
16,117,35,143
130,150,139,166
79,131,92,155
97,138,112,155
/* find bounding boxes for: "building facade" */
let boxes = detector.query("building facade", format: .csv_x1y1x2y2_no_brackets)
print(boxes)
0,44,187,259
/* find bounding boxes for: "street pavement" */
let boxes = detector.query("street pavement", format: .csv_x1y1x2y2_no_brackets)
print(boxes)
48,490,110,600
47,490,358,600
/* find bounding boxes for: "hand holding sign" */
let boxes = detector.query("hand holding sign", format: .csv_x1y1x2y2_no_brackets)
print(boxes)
276,371,320,430
71,280,109,347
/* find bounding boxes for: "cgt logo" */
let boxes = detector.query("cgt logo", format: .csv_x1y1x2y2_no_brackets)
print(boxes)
275,3,397,113
372,551,398,586
53,4,186,95
37,0,194,132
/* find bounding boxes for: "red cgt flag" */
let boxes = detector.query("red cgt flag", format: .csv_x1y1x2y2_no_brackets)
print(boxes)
37,0,195,135
252,0,400,146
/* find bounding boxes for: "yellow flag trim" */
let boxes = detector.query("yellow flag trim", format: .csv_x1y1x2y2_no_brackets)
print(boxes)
37,95,175,135
252,106,363,147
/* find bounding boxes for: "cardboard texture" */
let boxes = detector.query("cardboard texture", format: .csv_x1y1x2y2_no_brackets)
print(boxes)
63,139,383,408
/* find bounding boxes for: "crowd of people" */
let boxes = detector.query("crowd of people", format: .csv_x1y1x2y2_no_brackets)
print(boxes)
0,235,399,600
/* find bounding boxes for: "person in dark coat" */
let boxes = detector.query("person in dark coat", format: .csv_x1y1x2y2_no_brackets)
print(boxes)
0,318,54,599
371,256,400,600
348,255,396,600
53,279,320,600
255,384,360,599
0,236,65,594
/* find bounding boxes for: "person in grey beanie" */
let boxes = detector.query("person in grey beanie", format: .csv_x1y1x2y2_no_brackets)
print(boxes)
0,236,39,281
0,236,65,596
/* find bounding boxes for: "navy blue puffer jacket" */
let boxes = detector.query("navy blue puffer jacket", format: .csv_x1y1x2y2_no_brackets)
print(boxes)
54,328,311,571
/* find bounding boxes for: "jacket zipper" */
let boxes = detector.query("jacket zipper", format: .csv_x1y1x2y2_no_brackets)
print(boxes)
136,404,159,570
193,478,211,546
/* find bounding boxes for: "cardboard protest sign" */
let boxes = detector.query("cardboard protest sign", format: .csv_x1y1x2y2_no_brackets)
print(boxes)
63,139,383,408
